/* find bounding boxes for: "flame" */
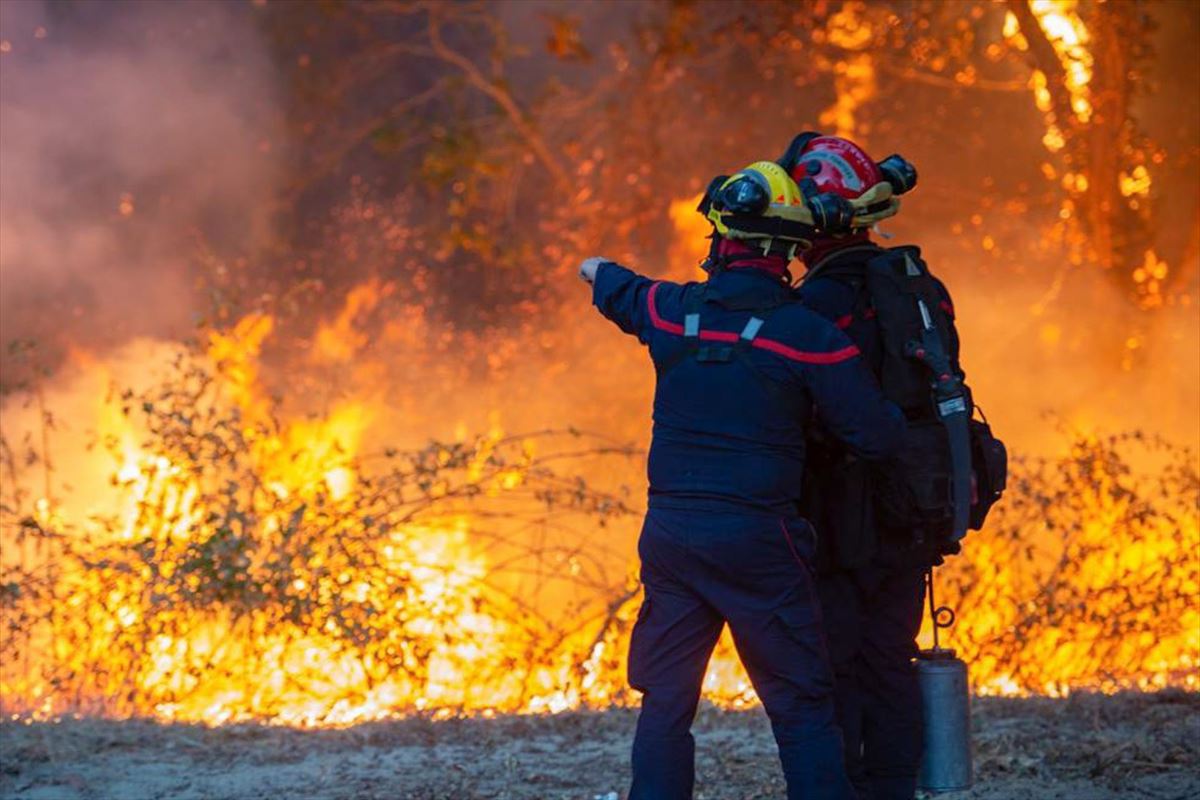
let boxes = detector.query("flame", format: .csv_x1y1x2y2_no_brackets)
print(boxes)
0,322,625,725
313,279,389,364
1003,2,1168,283
818,4,876,139
1119,165,1152,199
667,194,711,280
820,54,876,140
921,436,1199,696
1005,2,1093,126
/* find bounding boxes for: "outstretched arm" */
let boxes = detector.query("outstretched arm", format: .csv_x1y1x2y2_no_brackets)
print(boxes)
581,257,656,342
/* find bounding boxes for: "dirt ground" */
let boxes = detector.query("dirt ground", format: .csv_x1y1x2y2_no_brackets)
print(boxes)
1,691,1196,800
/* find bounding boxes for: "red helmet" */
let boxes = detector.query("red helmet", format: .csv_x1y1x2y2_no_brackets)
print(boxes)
775,132,918,234
789,135,883,199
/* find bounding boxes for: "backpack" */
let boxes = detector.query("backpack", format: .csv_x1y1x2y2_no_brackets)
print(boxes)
813,246,1006,546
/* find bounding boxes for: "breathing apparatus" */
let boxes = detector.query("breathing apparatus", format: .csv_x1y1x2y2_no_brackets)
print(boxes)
696,133,919,273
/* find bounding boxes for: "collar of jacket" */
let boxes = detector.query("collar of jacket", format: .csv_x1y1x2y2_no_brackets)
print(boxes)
802,231,873,268
705,267,793,311
802,242,884,284
715,237,790,277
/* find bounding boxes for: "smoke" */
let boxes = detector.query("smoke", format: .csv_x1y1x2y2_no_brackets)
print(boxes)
923,234,1200,456
0,0,281,380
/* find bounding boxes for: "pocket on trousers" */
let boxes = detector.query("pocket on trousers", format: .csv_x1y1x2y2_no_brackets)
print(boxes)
771,601,834,694
772,562,828,646
779,517,818,564
626,596,653,692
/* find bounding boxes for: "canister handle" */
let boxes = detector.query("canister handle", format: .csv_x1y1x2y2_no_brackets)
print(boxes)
925,568,958,658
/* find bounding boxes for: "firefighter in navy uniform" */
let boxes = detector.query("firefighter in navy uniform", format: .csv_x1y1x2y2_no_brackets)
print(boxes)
579,160,909,800
782,133,974,800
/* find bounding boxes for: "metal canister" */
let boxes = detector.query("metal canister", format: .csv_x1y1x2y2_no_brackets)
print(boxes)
917,646,973,793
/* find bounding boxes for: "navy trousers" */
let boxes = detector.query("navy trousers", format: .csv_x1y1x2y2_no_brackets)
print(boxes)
817,561,926,800
627,507,854,800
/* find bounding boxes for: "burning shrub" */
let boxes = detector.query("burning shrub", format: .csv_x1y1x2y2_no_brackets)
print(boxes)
2,338,1197,725
0,350,642,725
934,431,1199,695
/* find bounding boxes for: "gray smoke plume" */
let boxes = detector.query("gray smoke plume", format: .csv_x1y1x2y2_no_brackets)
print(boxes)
0,0,282,378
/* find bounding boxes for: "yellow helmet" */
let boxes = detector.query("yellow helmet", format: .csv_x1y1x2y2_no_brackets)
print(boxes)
704,161,808,245
701,160,850,260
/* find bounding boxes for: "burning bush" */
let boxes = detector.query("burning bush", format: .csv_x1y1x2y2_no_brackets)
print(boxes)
933,431,1199,695
0,342,643,725
3,337,1196,726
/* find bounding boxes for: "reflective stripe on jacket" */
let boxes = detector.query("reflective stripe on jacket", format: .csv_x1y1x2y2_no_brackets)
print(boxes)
593,262,905,515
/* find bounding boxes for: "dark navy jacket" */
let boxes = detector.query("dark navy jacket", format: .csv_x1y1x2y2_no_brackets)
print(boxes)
593,262,905,516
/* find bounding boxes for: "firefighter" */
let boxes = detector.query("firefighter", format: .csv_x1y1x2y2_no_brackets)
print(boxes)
784,133,969,800
578,159,907,800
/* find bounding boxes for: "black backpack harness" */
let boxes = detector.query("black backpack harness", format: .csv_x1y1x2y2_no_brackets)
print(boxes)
806,246,1006,544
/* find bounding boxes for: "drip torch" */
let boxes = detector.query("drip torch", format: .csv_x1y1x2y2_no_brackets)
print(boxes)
917,567,973,793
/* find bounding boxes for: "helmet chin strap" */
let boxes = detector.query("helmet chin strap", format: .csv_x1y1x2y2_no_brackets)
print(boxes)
699,233,723,274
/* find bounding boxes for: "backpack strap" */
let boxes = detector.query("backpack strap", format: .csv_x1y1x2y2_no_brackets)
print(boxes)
656,285,707,375
728,306,792,406
865,246,974,542
646,281,860,371
655,285,790,406
739,316,766,342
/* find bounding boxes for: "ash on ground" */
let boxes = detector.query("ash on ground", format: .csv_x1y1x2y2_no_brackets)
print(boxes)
1,691,1196,800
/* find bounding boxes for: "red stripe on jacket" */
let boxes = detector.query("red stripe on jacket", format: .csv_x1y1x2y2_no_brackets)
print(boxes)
646,283,860,365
